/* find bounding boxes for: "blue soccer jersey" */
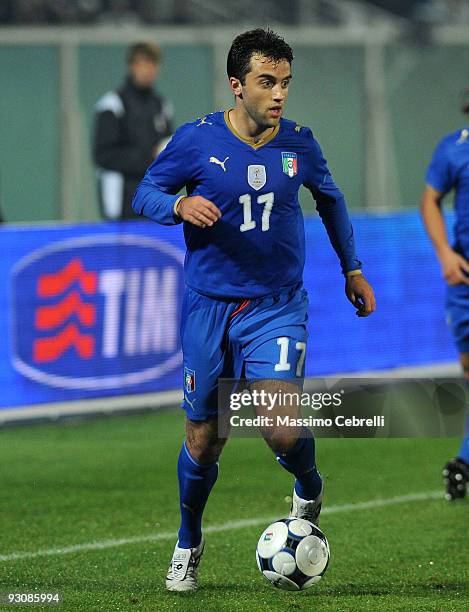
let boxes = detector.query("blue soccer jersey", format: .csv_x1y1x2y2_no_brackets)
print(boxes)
133,110,361,299
426,127,469,259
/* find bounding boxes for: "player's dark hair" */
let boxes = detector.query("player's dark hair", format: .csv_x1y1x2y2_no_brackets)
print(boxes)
127,41,161,65
227,29,293,84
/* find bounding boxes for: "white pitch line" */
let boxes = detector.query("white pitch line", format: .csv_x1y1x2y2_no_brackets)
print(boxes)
0,490,441,563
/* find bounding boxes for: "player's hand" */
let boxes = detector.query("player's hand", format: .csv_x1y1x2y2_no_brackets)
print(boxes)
178,196,222,228
438,246,469,285
345,274,376,317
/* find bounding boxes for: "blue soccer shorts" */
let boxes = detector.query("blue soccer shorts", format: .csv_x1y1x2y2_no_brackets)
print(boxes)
446,284,469,353
180,283,309,421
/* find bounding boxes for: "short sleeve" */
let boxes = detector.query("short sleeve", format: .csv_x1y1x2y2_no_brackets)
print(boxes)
426,138,455,194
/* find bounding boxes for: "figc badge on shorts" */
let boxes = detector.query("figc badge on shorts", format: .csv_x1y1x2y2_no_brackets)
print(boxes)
282,152,298,177
247,165,266,190
184,367,196,393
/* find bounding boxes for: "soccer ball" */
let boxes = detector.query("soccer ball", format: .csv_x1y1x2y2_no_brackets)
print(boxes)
256,518,330,591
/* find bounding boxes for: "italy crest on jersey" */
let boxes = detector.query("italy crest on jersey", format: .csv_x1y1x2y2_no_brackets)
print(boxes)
184,367,196,393
282,152,298,177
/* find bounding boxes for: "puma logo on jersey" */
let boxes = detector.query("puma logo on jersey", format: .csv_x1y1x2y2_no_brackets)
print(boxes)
184,394,196,410
209,156,229,172
197,116,213,126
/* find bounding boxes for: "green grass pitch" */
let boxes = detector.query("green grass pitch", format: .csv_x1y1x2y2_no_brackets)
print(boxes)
0,408,468,611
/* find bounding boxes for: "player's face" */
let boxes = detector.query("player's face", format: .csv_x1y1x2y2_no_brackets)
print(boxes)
130,56,159,88
238,55,292,129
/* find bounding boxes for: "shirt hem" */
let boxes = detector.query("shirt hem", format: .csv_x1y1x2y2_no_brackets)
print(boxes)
184,280,303,302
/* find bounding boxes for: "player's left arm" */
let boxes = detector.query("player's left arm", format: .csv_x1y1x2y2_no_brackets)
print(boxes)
302,130,376,317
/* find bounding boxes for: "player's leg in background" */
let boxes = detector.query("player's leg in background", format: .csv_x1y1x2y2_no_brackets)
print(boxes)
458,434,469,465
442,350,469,500
457,352,469,464
457,353,469,463
442,294,469,499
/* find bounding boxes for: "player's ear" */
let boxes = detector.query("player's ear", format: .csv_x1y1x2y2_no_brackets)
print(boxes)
229,76,243,97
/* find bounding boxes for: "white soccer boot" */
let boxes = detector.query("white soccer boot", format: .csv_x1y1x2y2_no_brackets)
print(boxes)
289,486,323,525
165,538,205,592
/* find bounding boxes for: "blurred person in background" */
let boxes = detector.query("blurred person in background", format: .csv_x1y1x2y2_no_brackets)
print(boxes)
93,41,173,220
421,95,469,501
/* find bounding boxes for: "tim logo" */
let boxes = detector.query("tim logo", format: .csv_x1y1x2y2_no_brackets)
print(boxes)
11,234,184,390
33,258,97,363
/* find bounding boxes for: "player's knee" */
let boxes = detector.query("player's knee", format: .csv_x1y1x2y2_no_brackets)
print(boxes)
185,418,225,465
187,443,223,465
266,431,299,455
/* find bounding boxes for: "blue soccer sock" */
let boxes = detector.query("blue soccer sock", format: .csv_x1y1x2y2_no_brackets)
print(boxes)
275,430,323,501
458,437,469,464
457,410,469,464
177,442,218,549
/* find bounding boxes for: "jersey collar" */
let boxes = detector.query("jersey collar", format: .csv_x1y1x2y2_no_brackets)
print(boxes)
224,109,280,150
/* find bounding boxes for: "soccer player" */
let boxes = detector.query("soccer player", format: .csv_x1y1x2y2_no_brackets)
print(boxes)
133,29,376,590
421,106,469,501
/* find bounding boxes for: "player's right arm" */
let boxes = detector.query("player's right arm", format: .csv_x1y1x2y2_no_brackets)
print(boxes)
421,137,469,285
421,185,469,285
132,122,221,227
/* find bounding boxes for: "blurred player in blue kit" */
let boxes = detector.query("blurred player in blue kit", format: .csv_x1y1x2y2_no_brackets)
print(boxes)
133,29,376,590
421,100,469,501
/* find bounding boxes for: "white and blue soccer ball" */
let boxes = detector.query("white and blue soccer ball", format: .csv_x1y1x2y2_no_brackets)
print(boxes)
256,518,330,591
